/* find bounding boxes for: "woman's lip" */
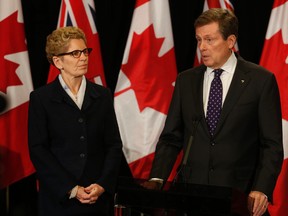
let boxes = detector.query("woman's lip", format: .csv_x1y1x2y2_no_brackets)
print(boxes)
78,65,87,68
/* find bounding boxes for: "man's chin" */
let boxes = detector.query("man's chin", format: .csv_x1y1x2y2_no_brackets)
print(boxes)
202,59,212,67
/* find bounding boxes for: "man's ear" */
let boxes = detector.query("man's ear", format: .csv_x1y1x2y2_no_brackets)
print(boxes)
227,34,237,49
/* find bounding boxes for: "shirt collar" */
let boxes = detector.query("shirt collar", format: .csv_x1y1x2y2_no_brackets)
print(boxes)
206,52,237,75
58,74,86,98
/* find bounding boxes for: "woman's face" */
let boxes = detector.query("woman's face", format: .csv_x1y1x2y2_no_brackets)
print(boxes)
53,38,89,78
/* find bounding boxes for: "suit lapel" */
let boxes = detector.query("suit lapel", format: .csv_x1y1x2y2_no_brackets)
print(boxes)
195,69,206,121
82,81,101,111
50,77,101,111
188,66,209,134
214,58,251,135
50,78,79,109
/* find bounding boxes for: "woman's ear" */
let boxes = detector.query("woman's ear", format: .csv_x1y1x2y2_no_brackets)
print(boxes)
52,56,63,70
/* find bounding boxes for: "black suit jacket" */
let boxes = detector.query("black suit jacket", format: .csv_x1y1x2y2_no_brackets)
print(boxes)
150,55,283,199
28,77,122,216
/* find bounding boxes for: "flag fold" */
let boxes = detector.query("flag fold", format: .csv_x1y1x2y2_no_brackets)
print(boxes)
114,0,180,180
260,1,288,215
0,0,35,189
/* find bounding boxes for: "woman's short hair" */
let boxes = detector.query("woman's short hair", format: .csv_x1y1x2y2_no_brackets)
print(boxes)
46,26,87,65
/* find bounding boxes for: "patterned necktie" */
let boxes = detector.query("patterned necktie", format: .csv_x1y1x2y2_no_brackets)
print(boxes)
206,69,223,135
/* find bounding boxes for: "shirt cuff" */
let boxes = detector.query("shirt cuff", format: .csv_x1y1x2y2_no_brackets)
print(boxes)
149,178,164,184
69,185,78,199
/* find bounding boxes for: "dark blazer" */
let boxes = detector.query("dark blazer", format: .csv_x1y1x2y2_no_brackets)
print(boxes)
150,55,283,199
28,77,123,216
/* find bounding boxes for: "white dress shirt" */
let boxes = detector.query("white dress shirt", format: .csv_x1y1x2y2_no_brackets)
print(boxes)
203,52,237,116
59,75,86,109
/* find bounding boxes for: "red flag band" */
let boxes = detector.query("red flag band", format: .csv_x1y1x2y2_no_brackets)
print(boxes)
260,1,288,215
0,0,35,189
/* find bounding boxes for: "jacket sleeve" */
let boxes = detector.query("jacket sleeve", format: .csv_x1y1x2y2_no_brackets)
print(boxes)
252,73,283,200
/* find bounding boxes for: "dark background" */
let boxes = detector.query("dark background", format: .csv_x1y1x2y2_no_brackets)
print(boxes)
1,0,274,215
22,0,274,91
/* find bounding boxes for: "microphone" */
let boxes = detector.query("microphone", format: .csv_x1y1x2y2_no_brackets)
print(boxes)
182,117,201,166
173,117,202,184
182,135,193,166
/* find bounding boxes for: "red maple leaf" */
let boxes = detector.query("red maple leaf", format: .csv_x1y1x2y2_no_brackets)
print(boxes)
0,11,26,94
121,24,177,114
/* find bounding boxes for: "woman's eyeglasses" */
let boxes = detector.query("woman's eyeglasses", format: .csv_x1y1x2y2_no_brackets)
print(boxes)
57,48,92,58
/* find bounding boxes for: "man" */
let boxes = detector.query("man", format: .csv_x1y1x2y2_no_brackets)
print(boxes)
144,8,283,216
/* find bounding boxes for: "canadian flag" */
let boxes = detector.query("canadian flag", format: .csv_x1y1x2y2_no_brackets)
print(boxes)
47,0,106,86
259,0,288,215
114,0,180,180
0,0,35,189
194,0,239,67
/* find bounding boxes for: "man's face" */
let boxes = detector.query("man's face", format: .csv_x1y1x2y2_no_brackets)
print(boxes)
195,22,235,69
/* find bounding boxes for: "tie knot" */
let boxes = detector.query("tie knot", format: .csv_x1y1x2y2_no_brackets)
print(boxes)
213,69,223,78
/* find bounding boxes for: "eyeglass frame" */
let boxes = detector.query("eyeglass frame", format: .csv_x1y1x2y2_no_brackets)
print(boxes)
56,48,93,58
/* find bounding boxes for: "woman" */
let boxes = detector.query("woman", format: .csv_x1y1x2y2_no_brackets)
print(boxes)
28,26,123,216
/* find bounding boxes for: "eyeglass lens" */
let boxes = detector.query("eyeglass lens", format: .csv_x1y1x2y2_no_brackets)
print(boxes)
72,48,92,58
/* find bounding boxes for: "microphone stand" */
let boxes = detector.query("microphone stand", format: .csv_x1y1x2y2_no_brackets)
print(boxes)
173,118,201,185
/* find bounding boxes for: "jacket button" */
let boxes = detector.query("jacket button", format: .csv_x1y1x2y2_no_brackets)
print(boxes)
80,136,85,141
211,141,215,146
78,118,84,123
80,153,85,158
